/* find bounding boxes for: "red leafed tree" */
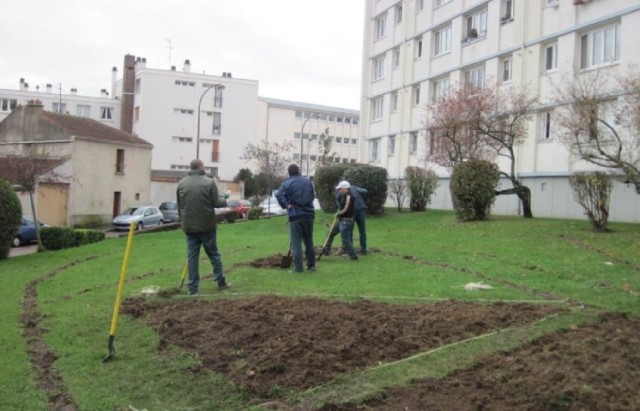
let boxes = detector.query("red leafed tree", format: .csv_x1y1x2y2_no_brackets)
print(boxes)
426,85,494,169
0,146,65,251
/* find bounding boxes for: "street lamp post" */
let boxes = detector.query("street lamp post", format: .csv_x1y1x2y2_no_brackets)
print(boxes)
299,114,318,176
196,83,225,160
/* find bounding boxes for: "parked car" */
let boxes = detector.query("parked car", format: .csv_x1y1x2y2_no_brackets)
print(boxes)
13,215,48,247
159,201,180,222
227,199,252,218
113,206,164,231
259,196,287,216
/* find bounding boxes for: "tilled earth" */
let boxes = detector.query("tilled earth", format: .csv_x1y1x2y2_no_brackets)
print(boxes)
122,295,564,399
324,312,640,411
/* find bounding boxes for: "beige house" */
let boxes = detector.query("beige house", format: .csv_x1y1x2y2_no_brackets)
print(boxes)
0,101,153,226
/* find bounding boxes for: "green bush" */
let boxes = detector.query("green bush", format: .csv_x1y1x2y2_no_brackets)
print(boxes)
248,207,263,220
342,165,389,216
40,227,78,250
0,178,22,259
569,171,612,232
76,229,106,245
449,159,500,221
314,164,361,212
216,210,239,224
405,166,439,212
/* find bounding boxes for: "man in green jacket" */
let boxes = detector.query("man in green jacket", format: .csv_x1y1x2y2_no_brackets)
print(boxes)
177,159,230,296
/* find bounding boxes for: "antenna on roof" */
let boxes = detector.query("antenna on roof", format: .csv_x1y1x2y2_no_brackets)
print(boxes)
165,38,173,68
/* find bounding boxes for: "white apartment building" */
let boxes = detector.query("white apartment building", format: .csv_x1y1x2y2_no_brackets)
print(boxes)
361,0,640,222
0,79,120,126
112,55,259,203
257,97,360,178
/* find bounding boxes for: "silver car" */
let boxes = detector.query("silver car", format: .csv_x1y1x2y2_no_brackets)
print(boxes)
113,206,164,231
159,201,180,222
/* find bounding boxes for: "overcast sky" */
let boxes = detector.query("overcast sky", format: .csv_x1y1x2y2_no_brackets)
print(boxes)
0,0,365,110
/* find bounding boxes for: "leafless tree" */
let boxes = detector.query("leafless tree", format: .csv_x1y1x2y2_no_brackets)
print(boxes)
388,179,409,212
473,85,538,218
241,140,293,178
553,67,640,194
0,145,65,250
317,128,338,167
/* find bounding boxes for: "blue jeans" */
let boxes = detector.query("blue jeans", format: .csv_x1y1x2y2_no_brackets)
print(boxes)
289,218,315,272
326,211,366,253
186,231,225,294
339,219,357,259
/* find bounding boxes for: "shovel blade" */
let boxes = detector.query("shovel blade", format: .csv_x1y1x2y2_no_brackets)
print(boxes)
281,256,292,269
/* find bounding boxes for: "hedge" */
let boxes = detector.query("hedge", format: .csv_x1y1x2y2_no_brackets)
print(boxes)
342,165,389,216
449,159,500,221
314,164,362,212
0,179,22,259
40,227,105,250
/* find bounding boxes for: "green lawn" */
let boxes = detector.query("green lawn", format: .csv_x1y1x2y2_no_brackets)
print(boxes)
1,210,638,410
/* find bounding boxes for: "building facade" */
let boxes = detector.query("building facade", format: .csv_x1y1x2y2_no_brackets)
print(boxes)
361,0,640,222
257,97,360,178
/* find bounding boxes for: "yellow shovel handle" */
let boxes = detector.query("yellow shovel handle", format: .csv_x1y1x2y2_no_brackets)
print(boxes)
108,221,136,336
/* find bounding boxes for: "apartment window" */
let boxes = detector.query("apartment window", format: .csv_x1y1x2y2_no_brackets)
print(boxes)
393,47,401,68
211,139,220,162
545,43,558,72
410,132,418,153
294,132,310,139
0,98,17,112
415,38,423,59
501,57,512,83
115,149,125,174
435,0,452,7
174,108,194,115
175,80,195,87
434,25,452,56
418,0,425,12
388,135,396,156
370,139,380,161
463,8,488,41
210,167,219,177
295,110,302,118
172,136,193,143
351,138,357,145
395,4,402,24
464,65,485,89
214,87,224,108
580,23,620,69
372,97,384,120
546,0,559,6
336,137,343,144
373,55,385,80
375,13,387,40
414,85,421,106
76,104,91,117
52,102,67,114
540,111,552,140
135,78,142,93
392,91,399,111
501,0,514,21
100,106,113,120
212,112,222,135
431,76,450,104
352,118,359,126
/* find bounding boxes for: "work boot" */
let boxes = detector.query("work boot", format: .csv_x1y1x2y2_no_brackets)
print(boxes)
217,280,231,291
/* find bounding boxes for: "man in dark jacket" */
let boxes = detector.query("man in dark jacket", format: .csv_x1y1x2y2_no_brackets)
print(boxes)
323,183,368,256
177,159,230,296
276,164,316,273
335,181,359,260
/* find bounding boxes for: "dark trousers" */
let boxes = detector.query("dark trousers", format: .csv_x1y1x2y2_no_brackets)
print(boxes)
289,218,315,272
325,209,367,253
186,231,225,294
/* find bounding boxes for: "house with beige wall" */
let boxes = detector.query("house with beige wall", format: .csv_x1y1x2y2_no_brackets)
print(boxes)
0,101,153,226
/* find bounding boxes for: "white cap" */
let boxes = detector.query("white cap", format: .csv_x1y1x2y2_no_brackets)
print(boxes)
335,180,350,189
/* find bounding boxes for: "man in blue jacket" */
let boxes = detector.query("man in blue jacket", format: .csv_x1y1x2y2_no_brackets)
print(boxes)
276,164,316,273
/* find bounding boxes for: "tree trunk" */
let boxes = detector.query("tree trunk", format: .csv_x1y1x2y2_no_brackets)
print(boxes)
495,185,533,218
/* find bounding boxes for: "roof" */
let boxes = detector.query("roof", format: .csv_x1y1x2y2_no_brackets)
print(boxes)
0,103,152,148
259,97,360,117
41,110,152,148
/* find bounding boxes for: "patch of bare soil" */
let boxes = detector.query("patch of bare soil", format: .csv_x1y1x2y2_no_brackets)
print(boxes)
121,295,563,398
325,312,640,411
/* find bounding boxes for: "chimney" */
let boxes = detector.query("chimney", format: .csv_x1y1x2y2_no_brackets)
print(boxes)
135,56,146,69
111,66,117,97
19,78,27,91
183,59,191,73
101,88,109,97
70,88,77,95
120,54,136,133
46,83,52,93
